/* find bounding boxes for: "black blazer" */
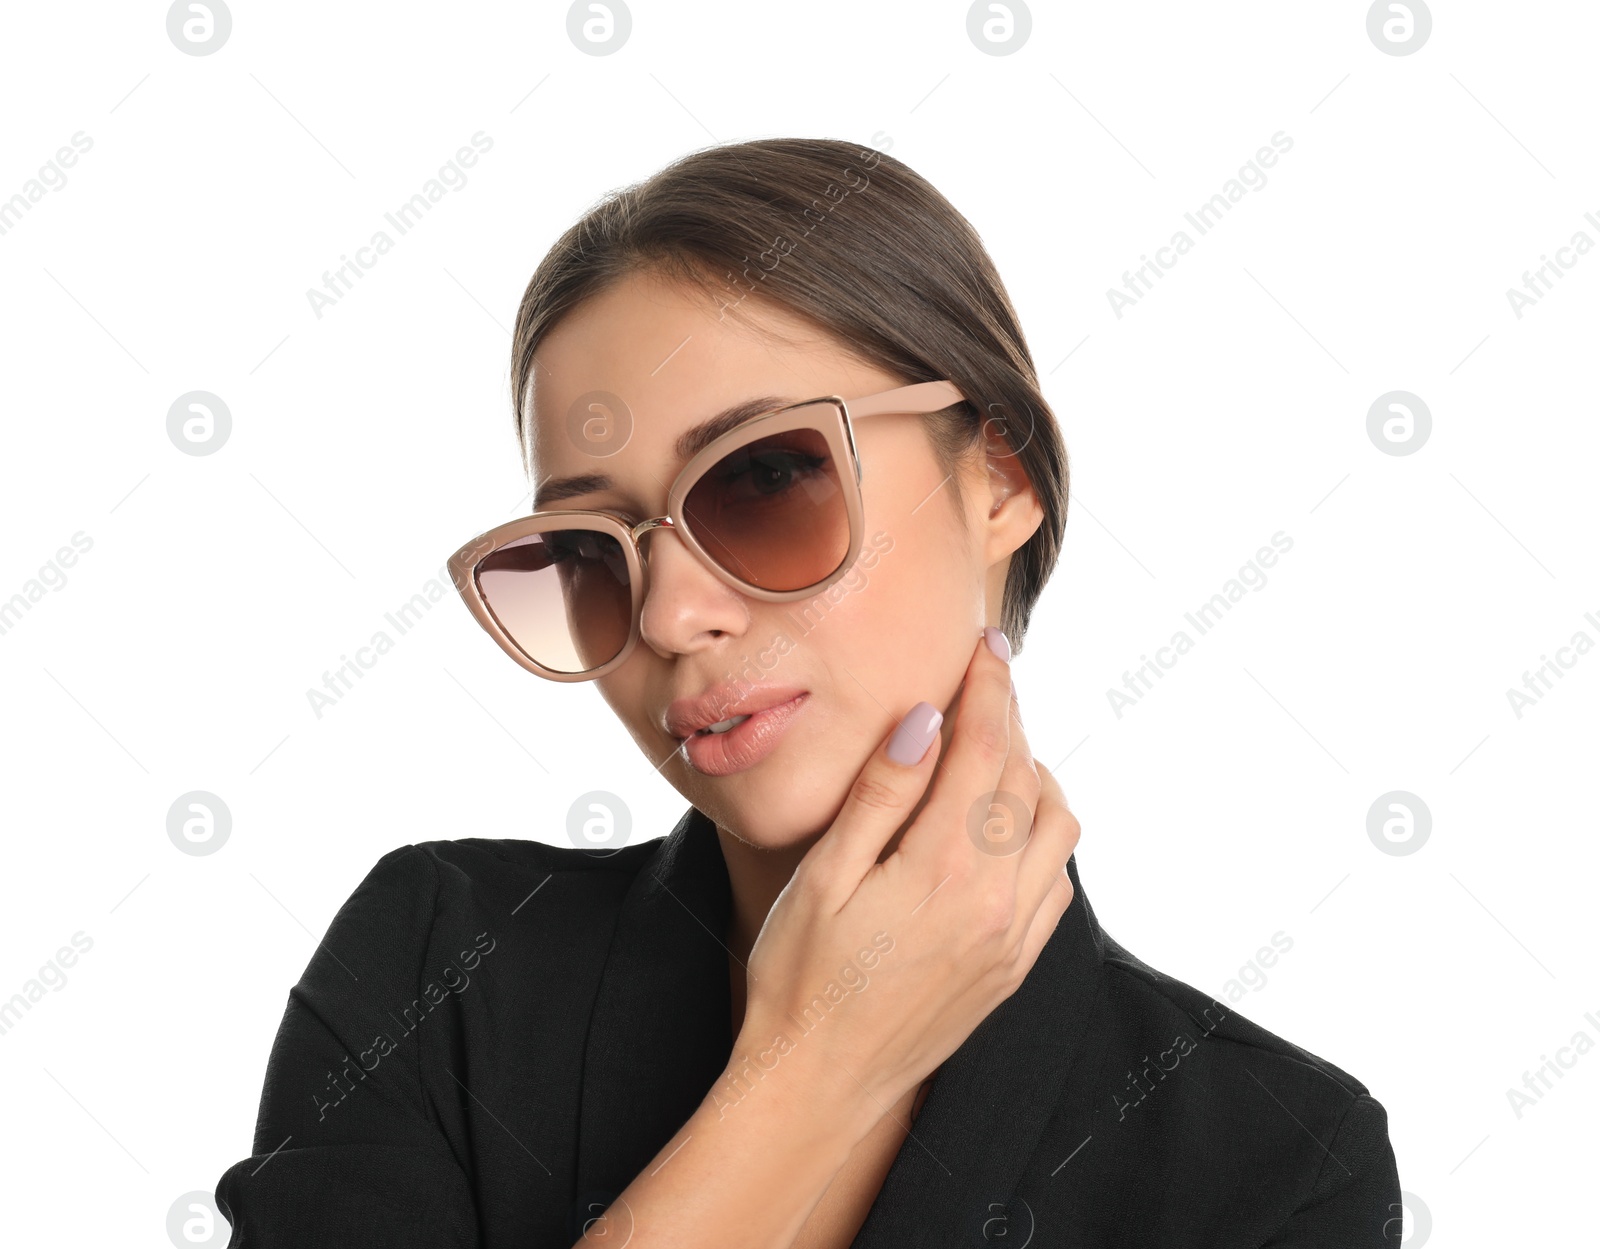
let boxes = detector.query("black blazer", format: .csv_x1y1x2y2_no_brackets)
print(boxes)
215,806,1401,1246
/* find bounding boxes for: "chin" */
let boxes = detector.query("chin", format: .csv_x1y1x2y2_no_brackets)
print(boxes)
703,783,839,854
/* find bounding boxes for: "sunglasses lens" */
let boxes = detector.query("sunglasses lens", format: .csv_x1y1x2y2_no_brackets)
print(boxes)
475,525,632,675
682,416,850,592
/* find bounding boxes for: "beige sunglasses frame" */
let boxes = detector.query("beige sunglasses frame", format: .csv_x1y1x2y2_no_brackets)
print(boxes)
447,379,967,682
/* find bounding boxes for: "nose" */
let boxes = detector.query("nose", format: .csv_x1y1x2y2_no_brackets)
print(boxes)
635,524,750,659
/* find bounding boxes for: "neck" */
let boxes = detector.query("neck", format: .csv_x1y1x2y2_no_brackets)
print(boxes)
716,825,807,979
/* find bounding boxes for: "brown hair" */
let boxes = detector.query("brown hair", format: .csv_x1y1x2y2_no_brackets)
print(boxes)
509,137,1068,653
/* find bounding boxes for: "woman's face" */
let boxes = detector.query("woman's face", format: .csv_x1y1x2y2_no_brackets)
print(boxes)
528,268,1040,852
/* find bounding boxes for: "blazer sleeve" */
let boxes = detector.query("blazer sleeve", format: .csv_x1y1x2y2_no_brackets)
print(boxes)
1260,1092,1403,1246
214,845,481,1247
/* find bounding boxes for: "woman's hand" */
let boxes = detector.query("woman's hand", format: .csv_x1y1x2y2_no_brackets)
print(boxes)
736,628,1081,1134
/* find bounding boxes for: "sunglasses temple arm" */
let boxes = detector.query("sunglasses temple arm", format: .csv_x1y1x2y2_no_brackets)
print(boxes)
842,379,966,421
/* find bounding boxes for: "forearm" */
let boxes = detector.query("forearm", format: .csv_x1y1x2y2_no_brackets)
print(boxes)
571,1031,881,1249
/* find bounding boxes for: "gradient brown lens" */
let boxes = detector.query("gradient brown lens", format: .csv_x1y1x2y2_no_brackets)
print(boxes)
476,525,632,675
682,417,849,591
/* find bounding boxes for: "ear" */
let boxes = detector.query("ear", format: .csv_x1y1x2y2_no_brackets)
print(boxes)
981,424,1045,565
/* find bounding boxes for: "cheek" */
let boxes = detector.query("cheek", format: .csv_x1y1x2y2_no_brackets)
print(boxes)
796,522,981,696
880,535,979,664
598,669,657,746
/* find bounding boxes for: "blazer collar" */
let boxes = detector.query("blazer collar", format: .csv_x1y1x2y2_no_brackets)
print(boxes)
573,805,1109,1245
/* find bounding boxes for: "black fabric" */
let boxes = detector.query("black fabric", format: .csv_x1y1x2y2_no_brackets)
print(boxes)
215,806,1402,1246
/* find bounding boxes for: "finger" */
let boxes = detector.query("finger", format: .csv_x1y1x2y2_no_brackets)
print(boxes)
802,696,946,892
896,629,1017,872
1017,853,1074,971
1016,762,1081,924
968,688,1040,867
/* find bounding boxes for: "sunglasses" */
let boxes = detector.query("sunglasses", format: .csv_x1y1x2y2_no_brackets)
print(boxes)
447,379,968,682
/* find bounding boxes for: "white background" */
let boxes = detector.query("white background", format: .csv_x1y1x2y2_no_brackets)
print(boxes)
0,1,1594,1244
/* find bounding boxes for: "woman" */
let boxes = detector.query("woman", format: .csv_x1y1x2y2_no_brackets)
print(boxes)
215,138,1400,1247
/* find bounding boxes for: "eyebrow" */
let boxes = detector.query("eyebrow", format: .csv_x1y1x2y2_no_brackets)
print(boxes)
531,394,794,510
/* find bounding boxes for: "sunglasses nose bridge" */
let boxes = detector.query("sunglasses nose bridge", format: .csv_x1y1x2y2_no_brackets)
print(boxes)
628,514,677,578
629,514,675,544
628,512,747,600
626,513,686,590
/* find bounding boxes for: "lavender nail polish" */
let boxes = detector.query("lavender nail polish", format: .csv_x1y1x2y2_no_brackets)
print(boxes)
888,700,943,766
984,626,1011,663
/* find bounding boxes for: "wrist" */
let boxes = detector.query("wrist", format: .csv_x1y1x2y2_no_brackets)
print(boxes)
715,1022,885,1152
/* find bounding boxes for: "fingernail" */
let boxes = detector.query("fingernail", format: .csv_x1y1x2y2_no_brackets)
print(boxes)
984,626,1011,663
888,700,943,766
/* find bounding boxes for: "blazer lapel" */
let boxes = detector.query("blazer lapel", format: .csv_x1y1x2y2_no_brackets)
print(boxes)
572,805,735,1219
852,852,1109,1248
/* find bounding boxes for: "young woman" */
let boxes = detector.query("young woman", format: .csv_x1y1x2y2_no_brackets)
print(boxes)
216,138,1401,1248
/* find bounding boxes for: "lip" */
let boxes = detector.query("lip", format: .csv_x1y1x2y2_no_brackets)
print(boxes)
664,683,811,740
678,692,809,777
